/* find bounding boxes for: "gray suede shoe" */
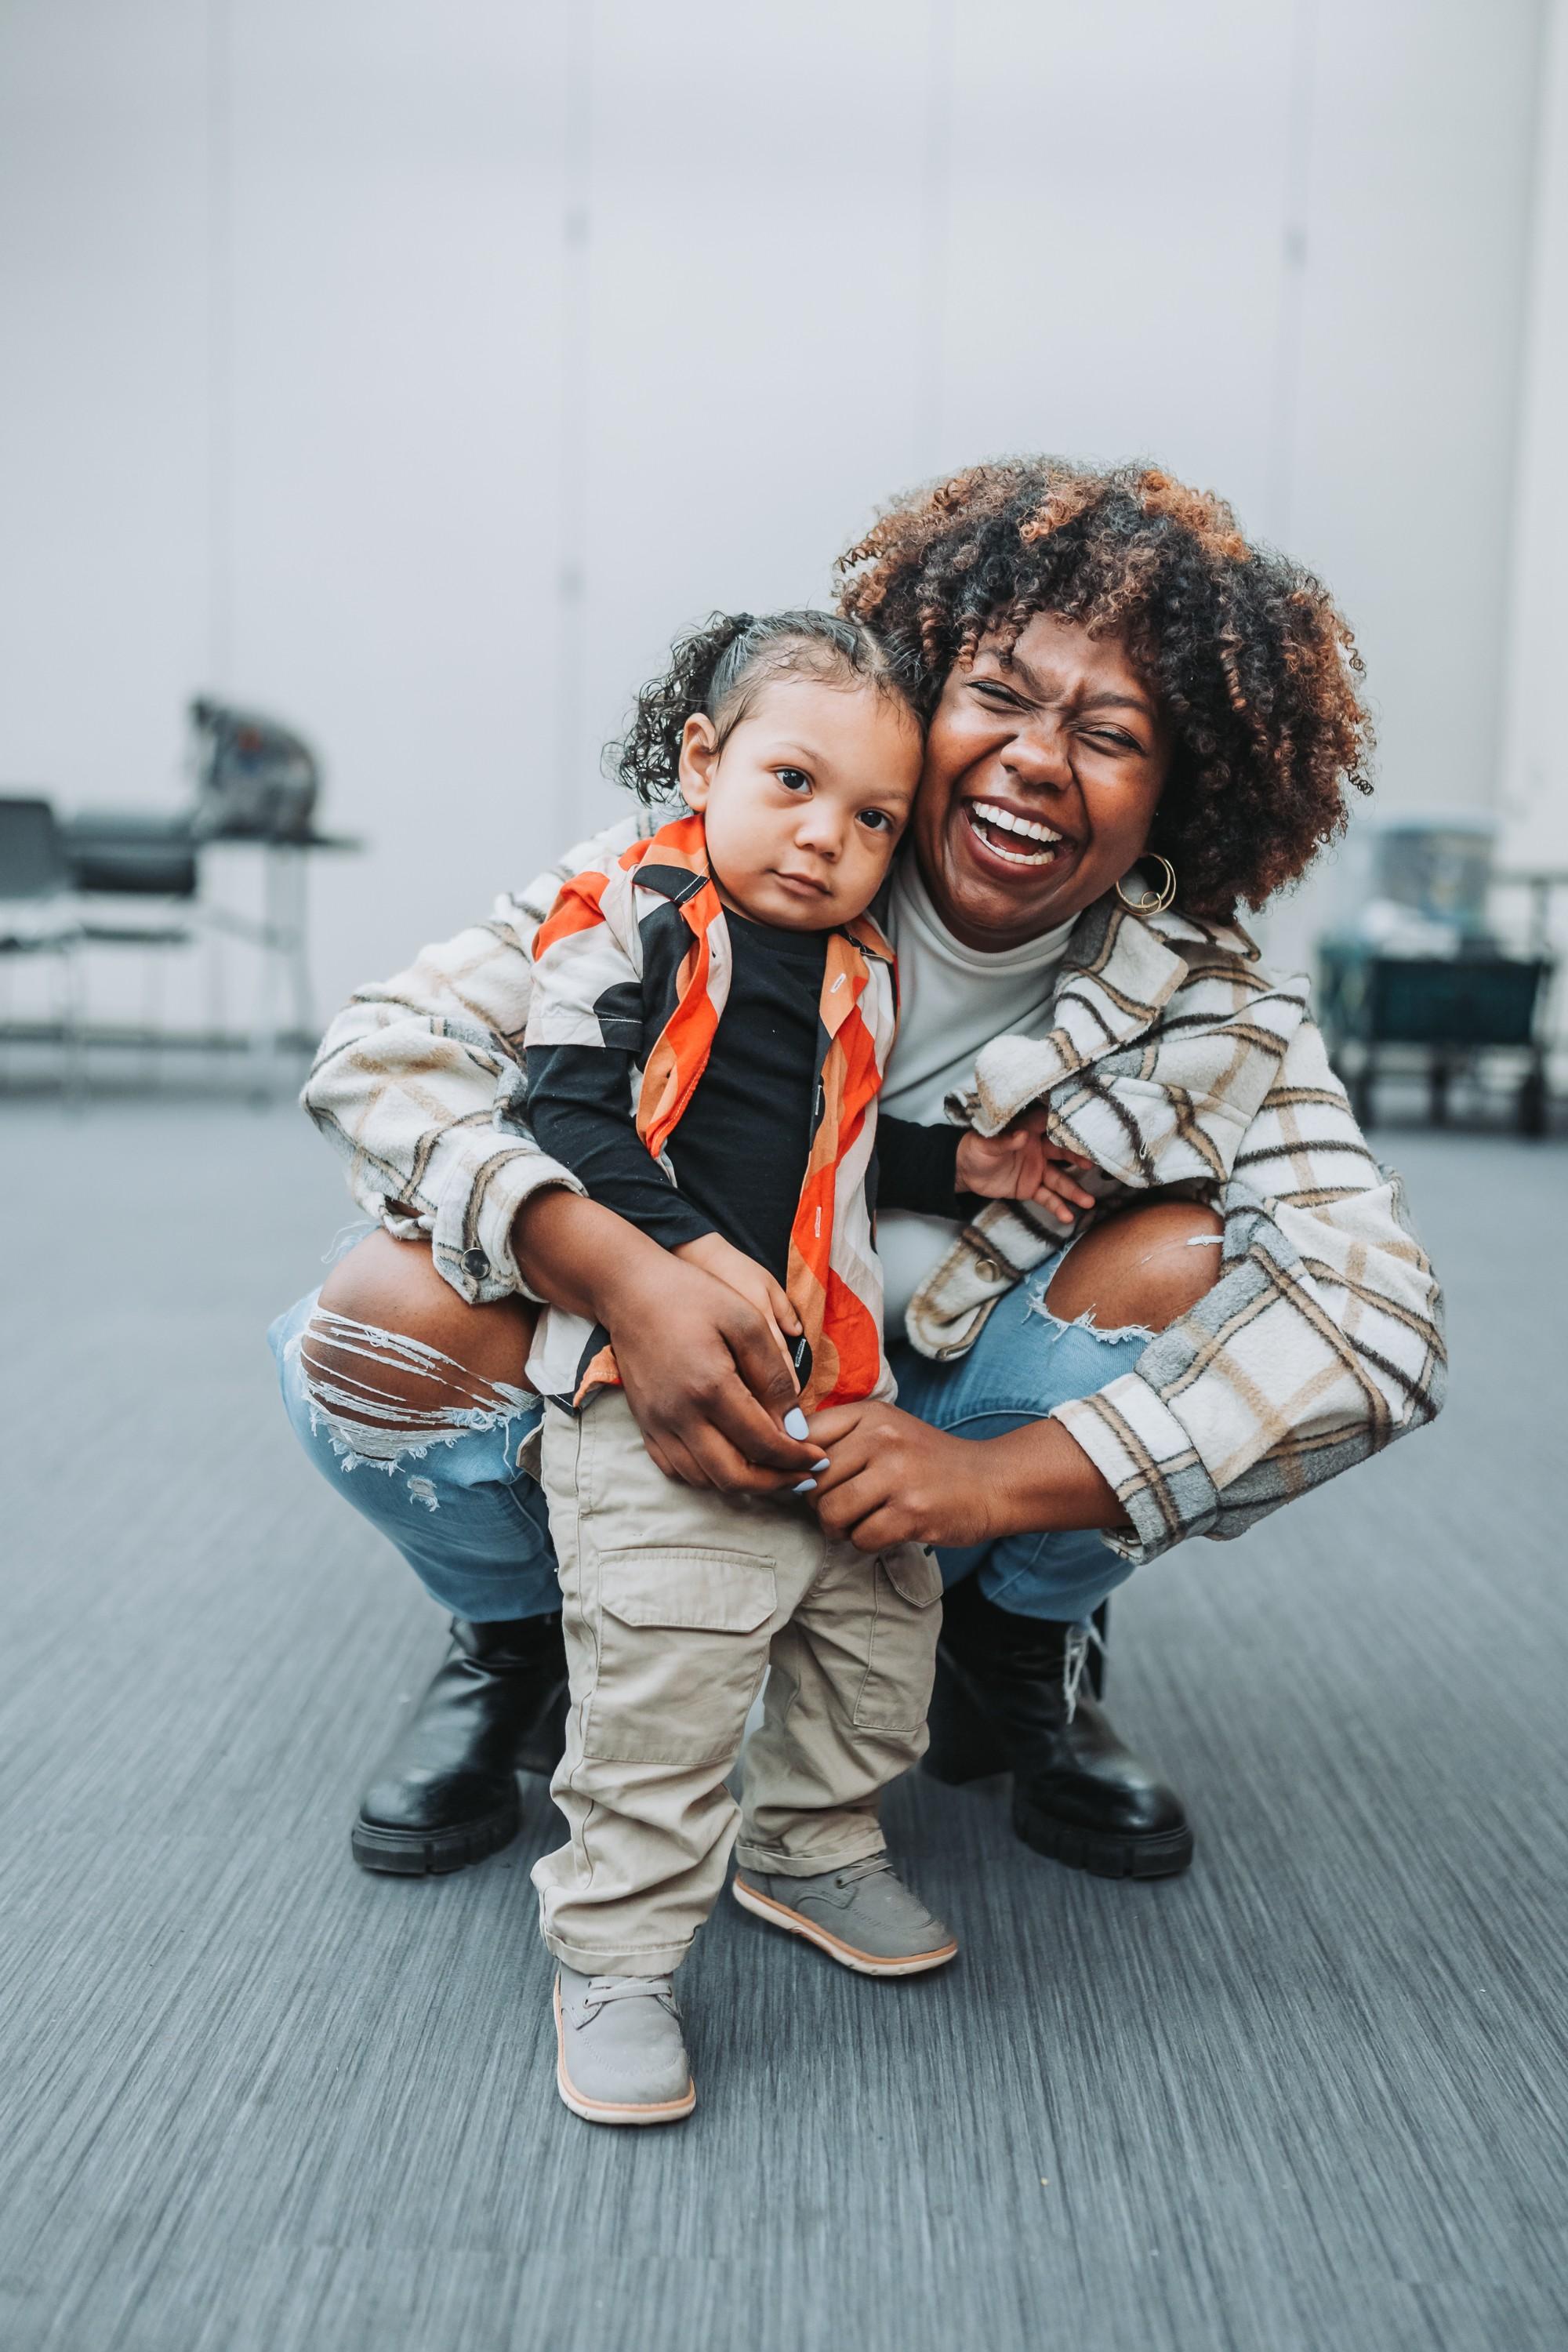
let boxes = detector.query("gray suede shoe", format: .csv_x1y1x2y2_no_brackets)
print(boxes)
554,1968,696,2126
731,1854,958,1976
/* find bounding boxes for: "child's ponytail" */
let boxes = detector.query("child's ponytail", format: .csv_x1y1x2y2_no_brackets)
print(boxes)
609,612,757,805
608,608,910,804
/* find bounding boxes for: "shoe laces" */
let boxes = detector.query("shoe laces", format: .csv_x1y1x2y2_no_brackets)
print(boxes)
829,1854,895,1892
1062,1618,1105,1723
579,1974,679,2019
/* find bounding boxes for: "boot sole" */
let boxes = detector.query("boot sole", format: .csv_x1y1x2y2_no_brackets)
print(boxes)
927,1655,1194,1881
553,1980,695,2126
731,1877,959,1976
350,1791,521,1877
927,1752,1196,1881
1014,1801,1195,1880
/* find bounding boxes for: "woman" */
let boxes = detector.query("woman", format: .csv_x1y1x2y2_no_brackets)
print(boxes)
275,458,1445,1888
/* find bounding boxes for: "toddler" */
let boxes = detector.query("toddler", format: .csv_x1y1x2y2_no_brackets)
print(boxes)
524,611,1081,2125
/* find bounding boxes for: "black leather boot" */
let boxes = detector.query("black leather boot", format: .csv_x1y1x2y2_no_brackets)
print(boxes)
924,1581,1193,1879
351,1613,569,1876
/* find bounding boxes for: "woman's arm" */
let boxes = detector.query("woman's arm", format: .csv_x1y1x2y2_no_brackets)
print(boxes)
301,815,648,1306
809,1015,1445,1557
1047,1014,1446,1564
803,1196,1224,1550
804,1402,1120,1554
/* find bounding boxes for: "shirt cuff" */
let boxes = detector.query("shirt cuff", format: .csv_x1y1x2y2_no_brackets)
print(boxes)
615,1188,716,1254
1051,1372,1221,1566
876,1117,964,1217
429,1143,585,1305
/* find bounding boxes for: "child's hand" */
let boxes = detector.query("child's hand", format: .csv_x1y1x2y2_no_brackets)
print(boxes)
673,1233,803,1382
955,1117,1098,1228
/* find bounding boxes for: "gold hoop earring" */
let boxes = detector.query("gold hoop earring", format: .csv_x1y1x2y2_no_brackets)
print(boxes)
1116,855,1177,916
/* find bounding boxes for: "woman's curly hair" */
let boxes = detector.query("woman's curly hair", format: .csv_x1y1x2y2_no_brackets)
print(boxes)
836,458,1372,916
609,608,913,805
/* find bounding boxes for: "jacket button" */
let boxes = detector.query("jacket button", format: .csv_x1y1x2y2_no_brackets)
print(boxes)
974,1255,1000,1283
463,1248,489,1278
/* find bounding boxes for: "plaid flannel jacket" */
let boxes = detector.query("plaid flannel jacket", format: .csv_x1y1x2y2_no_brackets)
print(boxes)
524,810,898,1414
302,815,1446,1567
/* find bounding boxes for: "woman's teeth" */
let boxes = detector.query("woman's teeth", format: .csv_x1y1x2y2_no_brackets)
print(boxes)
967,800,1063,867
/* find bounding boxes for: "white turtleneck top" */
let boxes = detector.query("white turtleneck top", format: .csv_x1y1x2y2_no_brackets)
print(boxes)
877,854,1077,1341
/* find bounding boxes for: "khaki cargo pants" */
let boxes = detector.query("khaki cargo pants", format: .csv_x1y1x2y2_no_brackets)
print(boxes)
532,1389,944,1977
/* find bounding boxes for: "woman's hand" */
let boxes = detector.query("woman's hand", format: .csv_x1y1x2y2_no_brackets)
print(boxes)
955,1117,1097,1227
673,1232,802,1379
513,1189,821,1494
804,1402,1004,1552
601,1249,821,1493
806,1397,1125,1553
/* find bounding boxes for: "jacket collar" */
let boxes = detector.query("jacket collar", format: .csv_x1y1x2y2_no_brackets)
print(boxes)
632,811,895,967
1025,897,1189,1090
960,891,1257,1102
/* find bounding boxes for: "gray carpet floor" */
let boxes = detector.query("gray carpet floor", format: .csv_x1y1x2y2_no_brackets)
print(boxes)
3,1098,1564,2352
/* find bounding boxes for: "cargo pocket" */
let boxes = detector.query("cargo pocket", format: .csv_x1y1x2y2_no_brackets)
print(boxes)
581,1546,778,1766
853,1544,944,1733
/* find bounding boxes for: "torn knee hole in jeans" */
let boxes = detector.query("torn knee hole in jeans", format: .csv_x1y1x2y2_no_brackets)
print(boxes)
288,1308,533,1504
1029,1230,1222,1347
1027,1287,1156,1347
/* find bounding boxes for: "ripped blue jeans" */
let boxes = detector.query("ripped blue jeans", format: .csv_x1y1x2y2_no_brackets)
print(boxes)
267,1240,1149,1630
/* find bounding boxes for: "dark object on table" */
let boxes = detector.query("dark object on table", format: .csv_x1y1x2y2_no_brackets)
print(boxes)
1319,938,1552,1134
189,698,320,842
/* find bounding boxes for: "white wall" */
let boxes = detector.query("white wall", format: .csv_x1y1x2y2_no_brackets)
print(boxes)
1501,0,1568,878
0,0,1551,1028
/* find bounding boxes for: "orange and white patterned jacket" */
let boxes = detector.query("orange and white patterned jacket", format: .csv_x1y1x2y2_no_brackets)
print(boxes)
522,811,899,1415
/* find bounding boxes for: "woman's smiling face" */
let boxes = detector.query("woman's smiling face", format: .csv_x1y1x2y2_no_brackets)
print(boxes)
912,611,1172,950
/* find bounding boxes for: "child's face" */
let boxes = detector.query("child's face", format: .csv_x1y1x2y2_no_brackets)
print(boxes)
677,675,923,931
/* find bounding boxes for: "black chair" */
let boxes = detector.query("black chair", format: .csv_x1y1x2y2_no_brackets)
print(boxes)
63,809,199,898
0,796,85,1089
2,793,196,1091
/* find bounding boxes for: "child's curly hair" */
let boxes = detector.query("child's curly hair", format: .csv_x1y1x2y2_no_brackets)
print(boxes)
835,458,1373,916
609,608,914,805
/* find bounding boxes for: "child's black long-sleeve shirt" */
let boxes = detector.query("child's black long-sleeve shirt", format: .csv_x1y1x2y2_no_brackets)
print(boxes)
526,907,961,1286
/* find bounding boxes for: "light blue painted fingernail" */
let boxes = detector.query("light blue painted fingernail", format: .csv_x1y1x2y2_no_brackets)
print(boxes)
783,1407,810,1440
791,1477,818,1494
812,1457,831,1472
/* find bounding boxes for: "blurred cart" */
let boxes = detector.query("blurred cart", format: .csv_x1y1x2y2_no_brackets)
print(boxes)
1318,815,1555,1135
